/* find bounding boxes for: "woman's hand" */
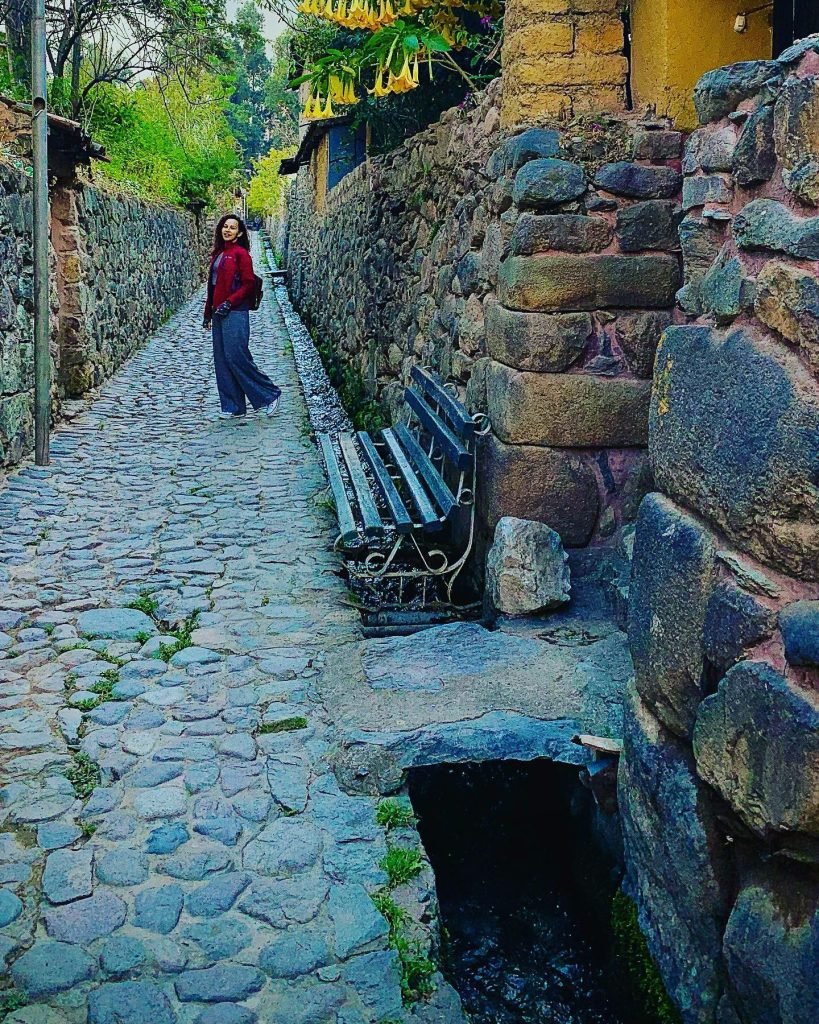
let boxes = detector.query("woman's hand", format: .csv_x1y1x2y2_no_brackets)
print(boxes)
213,301,232,319
203,319,211,330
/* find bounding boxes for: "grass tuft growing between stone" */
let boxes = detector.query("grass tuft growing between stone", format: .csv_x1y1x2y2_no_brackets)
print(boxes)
371,892,436,1003
376,798,415,832
127,590,159,617
64,753,101,801
258,716,308,735
611,890,682,1024
381,845,424,888
0,987,27,1016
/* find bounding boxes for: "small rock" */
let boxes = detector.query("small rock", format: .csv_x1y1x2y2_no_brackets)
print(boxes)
77,609,158,641
96,848,149,886
133,885,184,934
42,847,93,904
512,158,586,208
186,872,250,918
594,162,681,199
88,981,176,1024
174,966,265,1003
328,883,390,959
146,823,189,855
44,892,127,943
780,601,819,668
486,517,570,615
0,888,23,926
12,941,96,997
100,935,148,975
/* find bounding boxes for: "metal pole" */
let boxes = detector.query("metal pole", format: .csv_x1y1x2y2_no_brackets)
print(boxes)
32,0,50,465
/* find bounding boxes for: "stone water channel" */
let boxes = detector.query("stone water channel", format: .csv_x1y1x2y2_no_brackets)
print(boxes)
0,234,638,1023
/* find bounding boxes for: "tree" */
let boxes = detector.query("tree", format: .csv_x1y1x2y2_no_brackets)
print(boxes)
263,29,299,150
246,147,291,216
0,0,231,116
225,1,273,166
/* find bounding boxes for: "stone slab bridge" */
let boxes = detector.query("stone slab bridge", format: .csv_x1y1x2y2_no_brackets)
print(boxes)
0,238,627,1023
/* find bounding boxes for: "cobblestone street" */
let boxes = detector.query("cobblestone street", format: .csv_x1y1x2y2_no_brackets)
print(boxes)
0,265,454,1023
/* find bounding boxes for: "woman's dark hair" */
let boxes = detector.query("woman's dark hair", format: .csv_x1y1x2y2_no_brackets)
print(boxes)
211,214,250,259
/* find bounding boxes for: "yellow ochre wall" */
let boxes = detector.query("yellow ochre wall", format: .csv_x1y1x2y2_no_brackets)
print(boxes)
630,0,773,128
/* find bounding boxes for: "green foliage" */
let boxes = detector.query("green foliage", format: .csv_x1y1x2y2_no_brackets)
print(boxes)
134,630,152,645
247,149,293,217
89,671,121,704
381,845,424,887
87,76,241,206
258,716,309,734
79,821,97,838
65,753,102,801
611,891,682,1024
311,330,386,431
371,891,436,1003
168,610,201,648
128,591,159,618
0,987,27,1017
376,798,416,831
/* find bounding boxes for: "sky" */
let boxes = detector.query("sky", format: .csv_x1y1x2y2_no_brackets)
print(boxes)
226,0,287,43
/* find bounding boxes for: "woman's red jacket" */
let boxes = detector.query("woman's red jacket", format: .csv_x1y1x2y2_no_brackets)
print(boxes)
204,242,256,320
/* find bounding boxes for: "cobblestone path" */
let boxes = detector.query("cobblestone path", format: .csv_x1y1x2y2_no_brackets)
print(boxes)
0,260,452,1023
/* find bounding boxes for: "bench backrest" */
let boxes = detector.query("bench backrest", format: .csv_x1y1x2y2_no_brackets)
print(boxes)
403,368,474,472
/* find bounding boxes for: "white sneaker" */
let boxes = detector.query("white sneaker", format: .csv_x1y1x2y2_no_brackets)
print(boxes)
218,411,245,420
263,397,280,418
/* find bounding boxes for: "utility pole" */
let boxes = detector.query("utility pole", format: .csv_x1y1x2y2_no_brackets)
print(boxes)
31,0,50,465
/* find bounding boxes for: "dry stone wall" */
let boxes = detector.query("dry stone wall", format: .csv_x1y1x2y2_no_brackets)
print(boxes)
284,83,685,571
0,164,209,468
621,38,819,1024
52,184,209,397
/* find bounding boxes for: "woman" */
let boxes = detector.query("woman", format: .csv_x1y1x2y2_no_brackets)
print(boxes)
204,215,281,420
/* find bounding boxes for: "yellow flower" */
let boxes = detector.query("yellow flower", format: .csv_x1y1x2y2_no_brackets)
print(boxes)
368,68,390,97
411,54,419,84
388,56,416,93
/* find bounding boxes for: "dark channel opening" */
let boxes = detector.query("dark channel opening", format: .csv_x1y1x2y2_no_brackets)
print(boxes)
408,759,659,1024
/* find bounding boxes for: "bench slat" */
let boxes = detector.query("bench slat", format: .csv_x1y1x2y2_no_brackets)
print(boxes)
381,429,442,532
410,367,475,439
318,434,358,546
356,432,414,535
404,389,472,471
337,434,384,539
394,424,458,521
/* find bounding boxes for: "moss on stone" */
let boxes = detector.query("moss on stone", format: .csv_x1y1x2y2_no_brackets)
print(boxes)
611,890,682,1024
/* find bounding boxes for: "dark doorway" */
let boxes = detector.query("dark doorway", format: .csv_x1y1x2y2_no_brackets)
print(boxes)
408,760,663,1024
773,0,819,56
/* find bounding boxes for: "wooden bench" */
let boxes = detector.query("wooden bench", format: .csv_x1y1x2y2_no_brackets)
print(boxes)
318,367,489,608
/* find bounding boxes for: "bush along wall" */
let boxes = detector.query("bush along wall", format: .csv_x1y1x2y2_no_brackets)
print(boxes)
620,37,819,1024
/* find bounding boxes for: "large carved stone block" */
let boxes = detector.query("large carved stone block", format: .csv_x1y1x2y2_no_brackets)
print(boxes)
477,434,599,546
651,325,819,581
628,493,716,738
694,660,819,838
618,684,731,1024
484,297,592,371
497,253,681,311
754,261,819,374
487,360,651,446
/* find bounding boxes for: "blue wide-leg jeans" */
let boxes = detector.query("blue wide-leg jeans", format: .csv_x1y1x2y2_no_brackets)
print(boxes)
212,310,281,415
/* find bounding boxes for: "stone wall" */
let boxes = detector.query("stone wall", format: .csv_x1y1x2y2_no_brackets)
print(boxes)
285,79,504,424
620,38,819,1024
284,83,686,570
52,184,209,396
0,162,209,467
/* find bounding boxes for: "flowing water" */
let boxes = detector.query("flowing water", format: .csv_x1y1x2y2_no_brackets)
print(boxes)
409,760,655,1024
